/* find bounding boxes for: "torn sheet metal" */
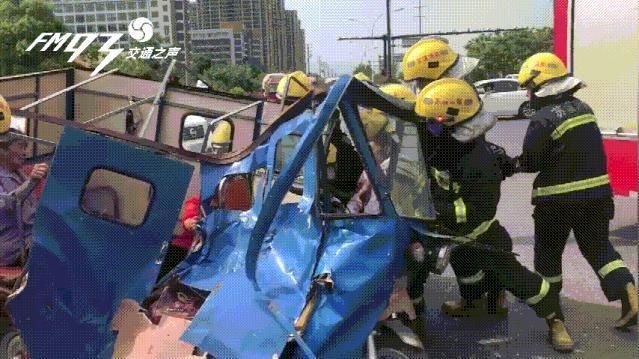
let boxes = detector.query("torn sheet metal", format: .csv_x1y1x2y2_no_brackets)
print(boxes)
182,76,414,357
179,107,322,357
8,127,193,358
299,217,411,358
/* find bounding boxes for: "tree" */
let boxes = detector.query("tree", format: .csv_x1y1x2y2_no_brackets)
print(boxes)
353,63,373,77
464,27,553,82
0,0,69,76
200,63,264,93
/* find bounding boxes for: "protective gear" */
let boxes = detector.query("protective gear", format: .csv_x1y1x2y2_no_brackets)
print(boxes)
326,143,337,165
518,96,612,204
518,52,569,90
421,133,562,326
379,84,416,103
0,95,11,135
276,71,311,100
402,38,458,81
616,282,638,329
442,290,508,317
353,72,372,83
415,78,481,127
450,109,497,143
359,107,390,139
520,83,636,331
207,121,232,155
535,76,585,98
547,318,574,352
488,143,518,178
402,37,479,83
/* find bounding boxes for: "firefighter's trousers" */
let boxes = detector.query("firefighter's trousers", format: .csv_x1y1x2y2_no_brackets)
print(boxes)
450,220,560,319
533,197,635,310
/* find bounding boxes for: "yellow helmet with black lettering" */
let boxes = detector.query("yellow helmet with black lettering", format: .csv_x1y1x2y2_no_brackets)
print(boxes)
415,78,481,126
402,38,458,82
518,52,568,89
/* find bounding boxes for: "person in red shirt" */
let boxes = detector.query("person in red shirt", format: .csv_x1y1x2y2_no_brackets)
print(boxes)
156,196,201,281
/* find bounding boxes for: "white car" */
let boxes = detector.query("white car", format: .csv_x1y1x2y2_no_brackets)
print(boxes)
474,78,535,119
182,115,209,152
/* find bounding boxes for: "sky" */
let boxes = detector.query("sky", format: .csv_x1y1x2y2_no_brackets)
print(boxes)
284,0,554,75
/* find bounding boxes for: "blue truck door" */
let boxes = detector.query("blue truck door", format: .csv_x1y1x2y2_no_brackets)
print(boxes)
8,127,193,358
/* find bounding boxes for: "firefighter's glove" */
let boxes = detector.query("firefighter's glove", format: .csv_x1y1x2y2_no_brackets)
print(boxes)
489,143,517,179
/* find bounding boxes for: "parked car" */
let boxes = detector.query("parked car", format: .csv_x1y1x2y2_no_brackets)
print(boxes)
474,78,535,119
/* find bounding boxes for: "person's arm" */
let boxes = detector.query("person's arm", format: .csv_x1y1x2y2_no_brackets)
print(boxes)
0,164,48,209
181,196,201,232
517,116,555,173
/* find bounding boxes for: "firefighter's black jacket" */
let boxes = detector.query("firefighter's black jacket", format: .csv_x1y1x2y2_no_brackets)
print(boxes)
518,93,612,205
425,133,503,236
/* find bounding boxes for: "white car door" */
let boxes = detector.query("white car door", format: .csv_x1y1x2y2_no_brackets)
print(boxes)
485,80,527,118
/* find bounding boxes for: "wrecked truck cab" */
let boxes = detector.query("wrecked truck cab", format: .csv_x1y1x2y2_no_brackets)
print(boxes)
8,75,437,358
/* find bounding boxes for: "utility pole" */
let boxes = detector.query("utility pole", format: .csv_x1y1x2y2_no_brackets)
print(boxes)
306,44,311,74
415,0,425,34
385,0,392,79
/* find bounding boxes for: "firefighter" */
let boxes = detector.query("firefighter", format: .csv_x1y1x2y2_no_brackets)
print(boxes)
415,78,573,352
514,52,637,330
206,120,233,155
402,36,479,92
401,37,510,317
276,71,312,104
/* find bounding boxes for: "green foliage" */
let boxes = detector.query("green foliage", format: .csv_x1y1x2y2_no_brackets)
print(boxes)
200,63,264,93
0,0,69,76
464,27,554,82
353,63,373,77
228,86,245,96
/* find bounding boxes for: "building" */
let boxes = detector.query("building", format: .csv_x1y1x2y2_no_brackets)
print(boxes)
190,23,246,65
284,10,306,71
188,0,305,72
46,0,174,46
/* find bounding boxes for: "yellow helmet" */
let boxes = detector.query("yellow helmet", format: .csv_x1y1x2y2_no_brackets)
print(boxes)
360,107,391,139
402,38,458,81
207,121,232,154
276,71,311,100
327,143,337,165
353,72,372,83
518,52,568,89
0,95,11,135
415,78,481,126
379,83,416,102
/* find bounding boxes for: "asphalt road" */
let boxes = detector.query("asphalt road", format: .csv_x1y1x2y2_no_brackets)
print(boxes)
414,119,638,358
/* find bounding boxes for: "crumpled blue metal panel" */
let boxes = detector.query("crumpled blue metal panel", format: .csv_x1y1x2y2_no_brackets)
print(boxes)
181,203,321,357
299,217,411,358
8,127,193,358
180,107,322,357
